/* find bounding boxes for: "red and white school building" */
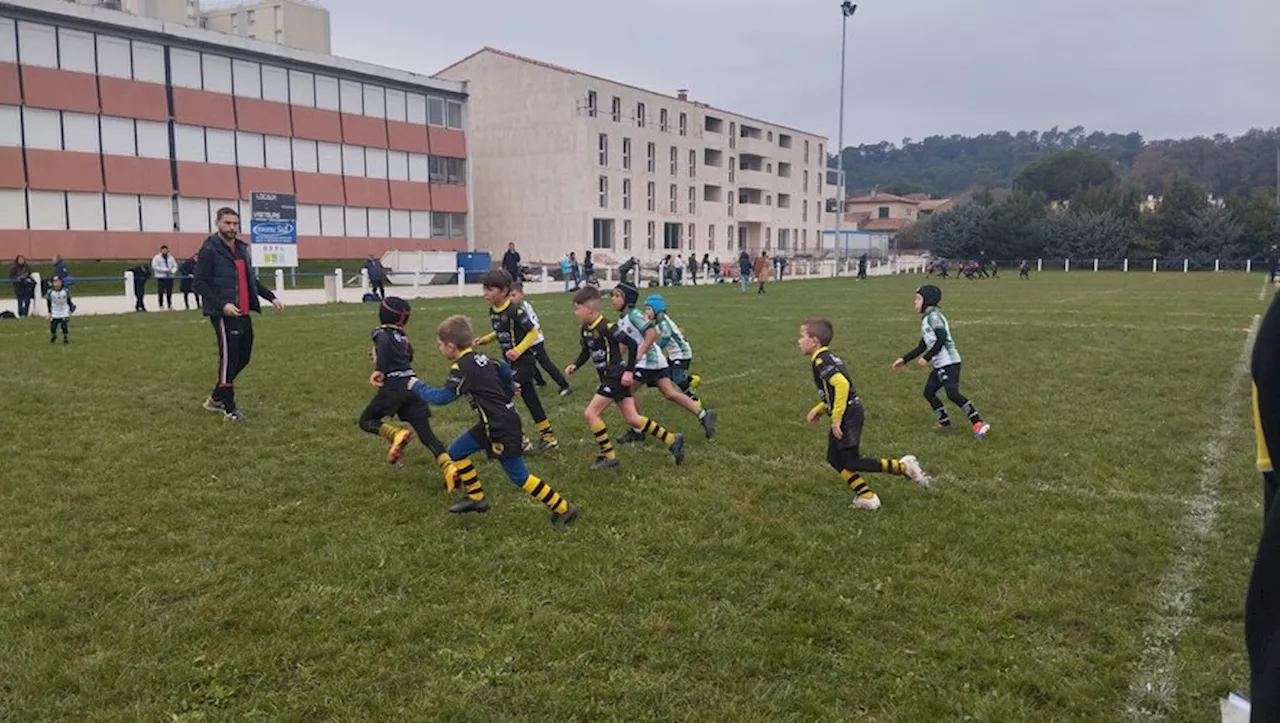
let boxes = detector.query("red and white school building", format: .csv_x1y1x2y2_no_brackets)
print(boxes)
0,0,471,261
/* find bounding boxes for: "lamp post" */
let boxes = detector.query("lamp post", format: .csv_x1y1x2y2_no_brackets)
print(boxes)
834,2,856,265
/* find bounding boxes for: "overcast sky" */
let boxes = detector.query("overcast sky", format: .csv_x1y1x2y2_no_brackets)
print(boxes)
327,0,1276,148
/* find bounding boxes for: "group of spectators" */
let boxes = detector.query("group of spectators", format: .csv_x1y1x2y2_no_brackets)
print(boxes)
6,247,203,318
7,254,74,318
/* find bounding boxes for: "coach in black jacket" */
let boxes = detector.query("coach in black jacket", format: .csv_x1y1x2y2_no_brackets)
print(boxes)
192,207,283,421
1248,289,1280,721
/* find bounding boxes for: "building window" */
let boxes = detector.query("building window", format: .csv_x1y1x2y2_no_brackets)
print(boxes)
660,108,669,132
647,181,655,212
728,194,734,216
688,186,696,214
802,200,808,222
779,228,789,250
647,142,656,173
669,146,677,176
611,96,621,122
878,206,889,219
598,133,608,166
767,131,773,142
636,102,646,127
663,221,681,249
729,157,735,184
623,178,632,210
427,96,446,126
688,223,696,251
432,212,468,238
688,149,696,178
647,220,656,250
709,224,716,251
669,184,677,214
599,176,609,208
678,112,687,136
728,225,735,249
587,90,597,117
766,194,772,207
592,218,614,249
817,202,822,223
446,100,463,129
622,138,632,170
803,169,809,193
729,121,736,149
802,229,808,249
623,219,632,250
765,226,772,248
804,140,810,163
818,143,824,163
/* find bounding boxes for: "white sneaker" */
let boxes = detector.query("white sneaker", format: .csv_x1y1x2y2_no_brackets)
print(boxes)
852,494,882,511
900,455,931,489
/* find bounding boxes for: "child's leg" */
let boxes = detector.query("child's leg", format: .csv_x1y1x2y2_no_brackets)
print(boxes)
534,344,571,391
446,427,490,511
400,399,458,486
923,369,950,426
516,365,556,444
656,376,703,416
618,397,684,463
59,319,68,341
940,364,984,426
360,391,415,463
827,436,879,500
585,394,617,461
48,319,56,342
498,455,577,527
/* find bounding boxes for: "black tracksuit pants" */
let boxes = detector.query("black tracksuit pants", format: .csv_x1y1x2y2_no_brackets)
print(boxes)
210,315,254,411
1247,293,1280,721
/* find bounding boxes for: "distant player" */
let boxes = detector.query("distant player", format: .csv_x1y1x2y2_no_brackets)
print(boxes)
359,297,458,488
474,269,558,451
509,281,572,397
46,275,74,344
799,318,930,510
408,315,579,529
564,286,685,469
892,285,991,438
1019,259,1030,280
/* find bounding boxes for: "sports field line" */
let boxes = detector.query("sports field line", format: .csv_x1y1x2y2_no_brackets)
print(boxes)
1121,313,1261,721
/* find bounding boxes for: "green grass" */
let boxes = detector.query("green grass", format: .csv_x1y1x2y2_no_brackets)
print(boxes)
0,273,1268,722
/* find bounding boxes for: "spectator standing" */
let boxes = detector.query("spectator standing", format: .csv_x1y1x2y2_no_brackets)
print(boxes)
583,249,595,284
179,252,200,309
8,254,35,318
687,253,698,286
193,207,284,421
753,251,771,295
559,252,573,292
502,242,521,281
858,253,868,280
128,262,151,312
52,255,71,286
701,253,711,278
568,252,581,290
152,245,178,309
738,250,752,292
363,254,389,299
618,256,639,286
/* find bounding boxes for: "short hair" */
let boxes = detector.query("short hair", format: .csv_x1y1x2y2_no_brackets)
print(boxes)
160,245,169,251
510,280,524,292
216,207,239,221
573,286,601,306
481,268,513,291
436,315,473,348
802,318,834,346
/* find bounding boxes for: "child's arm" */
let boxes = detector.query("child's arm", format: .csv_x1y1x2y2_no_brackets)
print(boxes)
826,371,850,428
506,308,539,360
408,368,463,406
474,330,497,346
569,332,591,373
895,339,927,368
635,326,659,360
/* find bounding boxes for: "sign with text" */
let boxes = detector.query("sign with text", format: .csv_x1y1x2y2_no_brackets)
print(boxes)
249,192,298,268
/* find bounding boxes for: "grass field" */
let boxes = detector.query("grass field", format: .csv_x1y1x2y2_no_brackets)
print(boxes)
0,272,1270,722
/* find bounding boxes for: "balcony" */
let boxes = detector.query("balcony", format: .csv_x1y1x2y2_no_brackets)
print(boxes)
737,167,775,192
736,135,770,157
737,203,773,223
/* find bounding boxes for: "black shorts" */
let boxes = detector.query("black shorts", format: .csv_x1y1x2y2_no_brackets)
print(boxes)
670,358,692,372
468,422,524,459
828,402,866,452
594,373,632,401
927,363,962,389
361,378,430,422
634,366,672,388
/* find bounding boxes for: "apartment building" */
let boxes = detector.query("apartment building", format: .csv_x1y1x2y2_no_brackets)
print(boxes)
65,0,329,53
0,0,469,260
436,47,829,264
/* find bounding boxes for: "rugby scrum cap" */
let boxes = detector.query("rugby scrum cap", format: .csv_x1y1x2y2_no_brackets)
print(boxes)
380,296,411,326
644,294,667,315
614,281,639,308
916,285,942,311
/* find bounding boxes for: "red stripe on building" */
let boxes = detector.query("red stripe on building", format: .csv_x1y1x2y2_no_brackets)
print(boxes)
98,77,169,122
22,66,100,113
235,97,292,136
341,112,388,148
24,231,206,259
0,146,24,189
176,161,239,198
386,120,428,153
343,175,390,208
25,149,103,192
172,87,236,131
293,170,346,205
389,180,432,211
429,183,467,212
0,230,29,259
238,166,295,199
104,155,173,195
290,106,342,143
428,127,466,158
0,62,19,105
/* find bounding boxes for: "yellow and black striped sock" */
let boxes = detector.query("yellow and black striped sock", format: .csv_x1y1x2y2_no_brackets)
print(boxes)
521,474,570,514
454,458,485,501
536,418,556,442
639,416,676,446
879,459,905,476
436,452,458,490
378,422,401,441
841,470,876,499
591,421,617,460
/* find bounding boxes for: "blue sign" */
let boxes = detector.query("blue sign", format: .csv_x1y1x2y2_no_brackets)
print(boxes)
250,192,298,268
250,220,297,243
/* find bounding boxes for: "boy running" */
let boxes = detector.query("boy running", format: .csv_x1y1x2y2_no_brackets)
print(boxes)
565,286,686,469
644,294,702,400
474,269,558,451
408,315,579,529
46,275,74,344
359,297,458,488
892,285,991,438
801,318,930,510
510,281,572,397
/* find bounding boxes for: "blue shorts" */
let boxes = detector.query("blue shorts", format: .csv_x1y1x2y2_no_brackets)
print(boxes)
448,429,530,484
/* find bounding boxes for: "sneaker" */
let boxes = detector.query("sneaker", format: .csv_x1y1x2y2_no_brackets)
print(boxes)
223,409,246,422
387,429,414,464
558,387,574,397
536,437,559,452
900,455,931,489
202,396,226,413
973,422,991,439
591,455,620,470
700,409,718,439
522,436,535,452
670,433,686,465
932,420,953,431
852,493,882,511
49,336,55,344
449,497,491,514
617,428,645,445
62,338,68,345
551,503,579,530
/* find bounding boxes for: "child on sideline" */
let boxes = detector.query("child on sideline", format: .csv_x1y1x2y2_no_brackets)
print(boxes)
409,315,579,529
509,281,573,397
565,286,685,468
800,318,930,510
892,285,991,438
360,297,458,488
46,275,74,344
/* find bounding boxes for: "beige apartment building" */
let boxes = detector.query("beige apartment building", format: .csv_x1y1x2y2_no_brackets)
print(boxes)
65,0,329,53
436,47,830,264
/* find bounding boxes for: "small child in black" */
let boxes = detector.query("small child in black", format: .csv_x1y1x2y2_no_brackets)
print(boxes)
359,296,458,489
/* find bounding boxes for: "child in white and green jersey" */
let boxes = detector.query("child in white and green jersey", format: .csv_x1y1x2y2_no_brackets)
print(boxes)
644,294,701,400
609,283,716,444
892,284,990,438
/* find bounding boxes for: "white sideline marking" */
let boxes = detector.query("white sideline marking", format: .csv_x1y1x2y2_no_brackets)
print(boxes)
1122,313,1261,721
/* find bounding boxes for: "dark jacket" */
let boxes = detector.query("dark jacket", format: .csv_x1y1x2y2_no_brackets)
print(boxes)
9,262,34,299
363,259,388,282
738,252,751,275
502,250,520,276
179,259,197,292
193,234,276,317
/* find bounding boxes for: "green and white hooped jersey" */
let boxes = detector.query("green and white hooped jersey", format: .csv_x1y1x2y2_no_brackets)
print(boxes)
654,314,692,362
921,309,961,369
616,308,668,370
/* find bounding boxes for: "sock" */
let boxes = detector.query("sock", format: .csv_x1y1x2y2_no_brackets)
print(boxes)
840,470,876,499
378,422,402,442
932,406,951,426
521,474,570,514
454,459,485,501
690,374,701,390
435,452,458,491
591,421,617,460
697,408,707,420
536,418,556,442
639,416,676,446
962,401,983,425
879,458,906,476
